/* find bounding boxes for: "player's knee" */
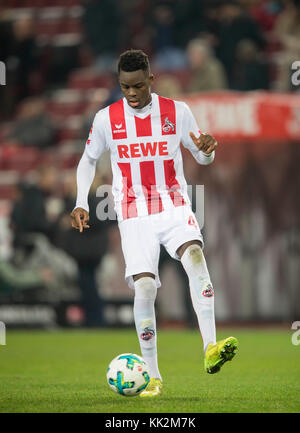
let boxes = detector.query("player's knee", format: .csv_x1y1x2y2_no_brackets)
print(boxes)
183,243,203,266
134,276,157,300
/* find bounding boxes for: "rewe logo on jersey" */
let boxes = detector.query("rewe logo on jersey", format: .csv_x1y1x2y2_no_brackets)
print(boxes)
118,141,169,158
163,117,175,133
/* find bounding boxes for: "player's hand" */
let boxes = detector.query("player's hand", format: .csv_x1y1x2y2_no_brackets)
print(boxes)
70,207,90,233
190,132,218,155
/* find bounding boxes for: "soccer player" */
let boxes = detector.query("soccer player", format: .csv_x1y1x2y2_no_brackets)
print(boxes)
70,49,238,397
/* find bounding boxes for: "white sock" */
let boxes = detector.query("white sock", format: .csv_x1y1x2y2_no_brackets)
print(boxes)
181,244,216,353
133,277,162,381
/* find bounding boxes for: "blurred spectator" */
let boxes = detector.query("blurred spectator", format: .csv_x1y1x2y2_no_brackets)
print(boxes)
55,171,115,327
0,13,13,119
0,258,54,294
199,0,222,46
231,39,269,90
186,38,228,92
274,0,300,91
0,14,13,62
153,74,183,98
120,0,154,55
1,232,78,298
172,0,205,47
250,0,282,33
152,3,177,51
213,0,265,86
151,3,187,71
81,0,120,72
5,16,38,105
46,43,81,89
3,97,55,149
10,165,59,250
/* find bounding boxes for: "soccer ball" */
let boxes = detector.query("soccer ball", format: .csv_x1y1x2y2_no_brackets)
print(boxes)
106,353,150,397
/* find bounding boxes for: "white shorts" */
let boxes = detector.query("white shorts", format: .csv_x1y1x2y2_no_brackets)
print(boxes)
118,205,203,289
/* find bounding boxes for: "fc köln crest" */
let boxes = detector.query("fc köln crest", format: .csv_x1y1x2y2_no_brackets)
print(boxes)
162,117,175,133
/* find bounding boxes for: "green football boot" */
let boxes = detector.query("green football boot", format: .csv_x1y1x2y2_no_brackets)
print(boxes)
204,336,238,374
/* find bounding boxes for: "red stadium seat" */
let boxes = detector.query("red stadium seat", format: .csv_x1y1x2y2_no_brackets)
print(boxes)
56,115,82,142
47,101,87,118
0,184,17,200
8,0,81,6
46,89,87,118
0,146,41,172
0,170,19,202
55,140,82,168
35,19,61,36
68,69,115,91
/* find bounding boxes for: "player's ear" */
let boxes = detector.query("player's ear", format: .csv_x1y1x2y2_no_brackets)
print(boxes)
149,74,154,85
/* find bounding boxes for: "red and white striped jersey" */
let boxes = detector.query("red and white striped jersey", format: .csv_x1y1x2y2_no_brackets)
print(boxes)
85,93,213,221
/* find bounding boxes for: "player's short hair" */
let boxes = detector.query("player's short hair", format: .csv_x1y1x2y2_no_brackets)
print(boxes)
118,49,150,75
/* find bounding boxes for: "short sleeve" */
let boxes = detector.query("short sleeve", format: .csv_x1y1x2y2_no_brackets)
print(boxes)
85,111,108,160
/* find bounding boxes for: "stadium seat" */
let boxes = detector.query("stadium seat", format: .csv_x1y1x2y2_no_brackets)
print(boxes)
0,146,41,172
37,6,66,20
56,140,82,168
56,115,82,142
68,69,115,91
35,19,61,36
47,89,87,118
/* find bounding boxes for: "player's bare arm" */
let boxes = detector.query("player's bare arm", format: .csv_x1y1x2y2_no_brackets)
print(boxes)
70,207,90,233
190,131,218,155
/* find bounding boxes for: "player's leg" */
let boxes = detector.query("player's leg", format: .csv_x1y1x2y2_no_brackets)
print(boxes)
133,272,162,397
160,206,238,373
177,240,216,354
178,240,238,374
118,217,162,394
133,272,161,381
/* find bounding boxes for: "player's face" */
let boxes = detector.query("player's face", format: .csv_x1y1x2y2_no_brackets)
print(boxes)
119,69,154,109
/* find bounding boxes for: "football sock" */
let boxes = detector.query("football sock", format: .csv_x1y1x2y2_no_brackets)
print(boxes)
133,277,162,381
181,244,216,353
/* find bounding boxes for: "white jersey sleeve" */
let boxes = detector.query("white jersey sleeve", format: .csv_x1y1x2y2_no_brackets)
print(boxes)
75,110,108,212
85,110,108,159
75,151,97,212
181,102,215,165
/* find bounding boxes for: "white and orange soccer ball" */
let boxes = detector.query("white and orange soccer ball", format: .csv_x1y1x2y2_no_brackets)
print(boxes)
106,353,150,396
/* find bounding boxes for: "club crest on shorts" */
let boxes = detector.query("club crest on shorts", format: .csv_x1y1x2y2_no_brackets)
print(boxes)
162,117,175,133
202,283,214,297
140,327,155,341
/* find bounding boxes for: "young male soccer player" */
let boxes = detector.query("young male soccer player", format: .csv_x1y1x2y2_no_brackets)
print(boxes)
70,49,238,397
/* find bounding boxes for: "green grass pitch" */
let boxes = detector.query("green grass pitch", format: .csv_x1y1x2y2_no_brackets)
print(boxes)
0,328,299,413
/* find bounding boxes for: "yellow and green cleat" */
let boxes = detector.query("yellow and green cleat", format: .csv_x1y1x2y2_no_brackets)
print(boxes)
140,378,162,398
204,336,238,374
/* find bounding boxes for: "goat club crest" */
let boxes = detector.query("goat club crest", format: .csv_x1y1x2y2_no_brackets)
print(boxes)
163,117,175,133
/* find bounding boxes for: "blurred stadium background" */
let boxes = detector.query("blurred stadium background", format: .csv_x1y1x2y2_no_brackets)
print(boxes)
0,0,299,330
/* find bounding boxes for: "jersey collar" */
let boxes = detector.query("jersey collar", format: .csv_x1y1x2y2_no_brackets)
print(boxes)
124,93,157,117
